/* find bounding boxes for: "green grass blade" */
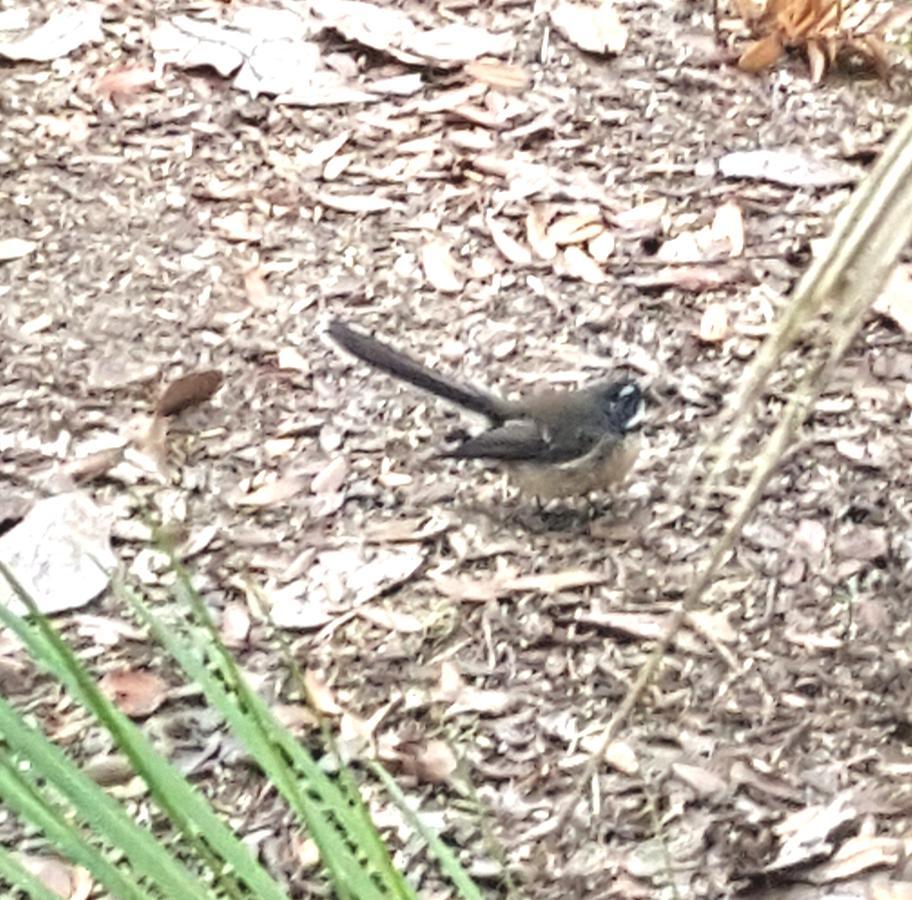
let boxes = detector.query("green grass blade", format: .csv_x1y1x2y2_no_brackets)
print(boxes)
0,561,288,900
0,842,63,900
121,576,400,900
369,761,485,900
0,740,154,900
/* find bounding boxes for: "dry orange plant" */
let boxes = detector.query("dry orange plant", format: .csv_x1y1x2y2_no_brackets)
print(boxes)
731,0,892,79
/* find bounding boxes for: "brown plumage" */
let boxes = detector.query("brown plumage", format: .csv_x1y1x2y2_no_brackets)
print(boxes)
328,319,643,499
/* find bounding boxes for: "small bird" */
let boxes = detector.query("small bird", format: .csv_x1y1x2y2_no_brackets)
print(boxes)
328,319,644,500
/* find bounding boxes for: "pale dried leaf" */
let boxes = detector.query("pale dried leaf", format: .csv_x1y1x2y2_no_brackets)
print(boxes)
526,207,558,260
588,230,616,263
357,606,424,632
212,210,260,242
449,685,515,716
488,216,533,266
501,568,606,593
547,210,604,246
464,58,530,93
303,132,351,167
20,857,91,900
833,526,888,560
221,602,251,647
550,0,628,55
686,608,737,643
421,238,464,293
873,265,912,334
0,493,115,615
718,149,862,187
304,669,345,715
311,457,348,494
711,201,745,257
243,266,274,310
270,592,334,629
807,38,827,82
277,347,309,372
658,232,703,264
316,191,393,213
795,518,827,557
413,740,458,783
234,475,308,507
561,246,606,284
613,198,666,231
0,4,102,62
698,303,729,343
436,661,464,701
806,836,902,883
323,152,353,181
672,762,728,796
407,23,515,64
0,238,37,261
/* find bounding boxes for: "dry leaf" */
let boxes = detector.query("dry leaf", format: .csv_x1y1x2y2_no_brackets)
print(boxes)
436,661,463,701
413,740,459,783
323,152,353,180
0,493,116,616
0,237,37,261
560,246,606,284
604,740,640,775
311,457,348,494
221,602,251,647
873,265,912,334
613,198,666,232
277,347,309,372
304,668,344,715
243,266,274,310
99,668,168,718
19,856,92,900
0,4,103,62
794,518,827,557
548,211,604,246
157,370,222,417
833,526,888,561
234,475,308,507
698,303,729,342
738,32,784,71
303,132,351,167
672,762,728,796
488,216,532,266
526,207,558,260
501,568,606,593
421,238,464,293
711,201,745,257
588,230,616,263
212,210,260,241
315,191,393,213
95,65,157,98
718,149,861,187
357,606,423,632
464,58,530,92
449,685,515,716
550,0,628,55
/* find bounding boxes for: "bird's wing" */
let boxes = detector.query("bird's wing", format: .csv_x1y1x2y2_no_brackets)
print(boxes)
444,420,604,463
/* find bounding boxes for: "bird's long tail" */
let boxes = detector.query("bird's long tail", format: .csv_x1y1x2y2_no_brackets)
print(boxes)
328,320,508,423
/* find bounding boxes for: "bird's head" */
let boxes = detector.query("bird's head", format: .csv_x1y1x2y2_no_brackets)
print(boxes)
595,380,644,433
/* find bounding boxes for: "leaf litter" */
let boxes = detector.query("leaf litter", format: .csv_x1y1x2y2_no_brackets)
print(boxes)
2,0,912,895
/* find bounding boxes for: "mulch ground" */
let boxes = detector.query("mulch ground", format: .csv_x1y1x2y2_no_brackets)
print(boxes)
3,0,912,897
